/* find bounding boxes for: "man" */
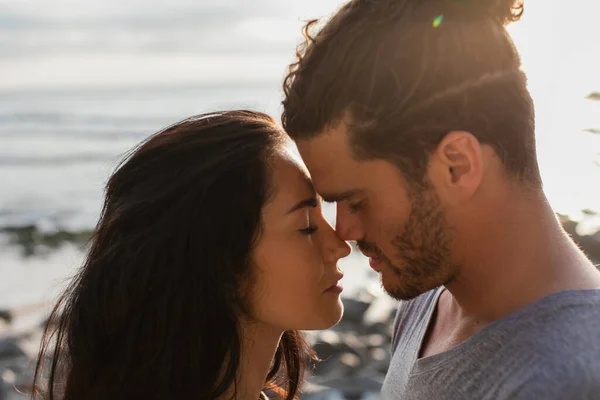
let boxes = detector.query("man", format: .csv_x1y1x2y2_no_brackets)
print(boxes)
281,0,600,398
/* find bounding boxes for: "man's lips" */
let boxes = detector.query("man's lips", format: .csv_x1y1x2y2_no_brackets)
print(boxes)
357,248,385,272
359,250,380,259
356,241,386,272
368,254,384,271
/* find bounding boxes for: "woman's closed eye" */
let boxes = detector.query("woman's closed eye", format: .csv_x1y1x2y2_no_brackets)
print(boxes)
348,200,366,214
299,225,318,235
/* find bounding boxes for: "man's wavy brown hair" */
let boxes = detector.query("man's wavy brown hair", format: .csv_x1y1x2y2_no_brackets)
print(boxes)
282,0,540,184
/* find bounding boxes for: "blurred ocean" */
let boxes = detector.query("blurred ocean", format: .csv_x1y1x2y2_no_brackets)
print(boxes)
0,84,286,230
0,0,599,309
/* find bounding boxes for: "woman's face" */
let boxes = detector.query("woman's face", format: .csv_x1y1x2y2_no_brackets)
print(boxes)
250,148,351,331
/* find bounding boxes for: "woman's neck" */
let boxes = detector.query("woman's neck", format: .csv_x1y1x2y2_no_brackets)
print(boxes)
223,321,283,400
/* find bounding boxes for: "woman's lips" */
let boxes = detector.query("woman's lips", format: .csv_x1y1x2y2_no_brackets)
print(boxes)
324,274,344,294
324,282,344,294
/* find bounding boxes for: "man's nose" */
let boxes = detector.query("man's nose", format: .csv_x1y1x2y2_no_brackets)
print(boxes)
335,203,363,241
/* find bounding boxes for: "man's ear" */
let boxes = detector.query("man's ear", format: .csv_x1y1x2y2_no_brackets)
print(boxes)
429,130,483,203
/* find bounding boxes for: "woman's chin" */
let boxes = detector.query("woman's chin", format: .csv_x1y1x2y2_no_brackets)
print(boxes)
302,300,344,331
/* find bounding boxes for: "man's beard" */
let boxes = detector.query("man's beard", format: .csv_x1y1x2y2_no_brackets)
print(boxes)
358,181,457,300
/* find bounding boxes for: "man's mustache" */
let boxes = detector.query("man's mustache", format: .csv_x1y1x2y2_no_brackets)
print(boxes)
356,239,381,256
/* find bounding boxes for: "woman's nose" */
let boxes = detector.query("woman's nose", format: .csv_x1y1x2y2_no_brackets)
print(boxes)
323,224,351,262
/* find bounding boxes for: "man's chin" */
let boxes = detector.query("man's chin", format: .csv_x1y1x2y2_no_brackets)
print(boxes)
382,286,424,301
380,270,428,301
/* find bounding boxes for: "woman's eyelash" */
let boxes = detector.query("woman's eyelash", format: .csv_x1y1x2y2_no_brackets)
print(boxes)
299,226,318,235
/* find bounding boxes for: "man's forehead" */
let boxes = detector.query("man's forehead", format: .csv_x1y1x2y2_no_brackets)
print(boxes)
295,126,365,201
296,125,352,171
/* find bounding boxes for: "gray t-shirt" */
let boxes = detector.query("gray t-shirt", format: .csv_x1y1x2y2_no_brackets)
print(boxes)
381,288,600,399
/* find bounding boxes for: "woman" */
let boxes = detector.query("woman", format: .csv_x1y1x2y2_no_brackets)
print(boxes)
32,110,351,400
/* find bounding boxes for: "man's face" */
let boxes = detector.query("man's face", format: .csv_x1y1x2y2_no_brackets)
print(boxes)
296,124,459,300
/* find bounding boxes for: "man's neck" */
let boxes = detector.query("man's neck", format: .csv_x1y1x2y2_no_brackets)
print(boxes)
447,191,600,325
419,192,600,359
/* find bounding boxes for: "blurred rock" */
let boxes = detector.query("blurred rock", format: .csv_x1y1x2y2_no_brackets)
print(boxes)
365,347,392,375
0,312,11,325
362,297,395,327
306,289,395,399
0,340,30,400
341,297,372,325
0,341,26,364
586,92,600,101
303,382,345,400
3,214,597,400
314,374,384,400
0,225,91,257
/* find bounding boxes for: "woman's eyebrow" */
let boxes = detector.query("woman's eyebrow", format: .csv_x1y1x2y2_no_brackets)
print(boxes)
287,197,318,214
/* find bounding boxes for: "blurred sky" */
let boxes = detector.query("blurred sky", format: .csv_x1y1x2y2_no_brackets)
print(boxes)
0,0,344,90
0,0,597,91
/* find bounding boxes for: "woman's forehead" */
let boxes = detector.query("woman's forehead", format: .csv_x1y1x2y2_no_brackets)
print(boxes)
265,152,315,213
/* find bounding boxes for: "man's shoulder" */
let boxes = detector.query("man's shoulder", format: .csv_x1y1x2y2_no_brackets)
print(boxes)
519,289,600,343
486,290,600,355
494,289,600,396
513,353,600,399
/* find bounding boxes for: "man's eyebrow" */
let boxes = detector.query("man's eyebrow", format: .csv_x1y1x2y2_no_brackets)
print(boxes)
320,189,363,203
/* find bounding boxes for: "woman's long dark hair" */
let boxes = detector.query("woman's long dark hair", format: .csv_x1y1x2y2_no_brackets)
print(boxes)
32,110,310,400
